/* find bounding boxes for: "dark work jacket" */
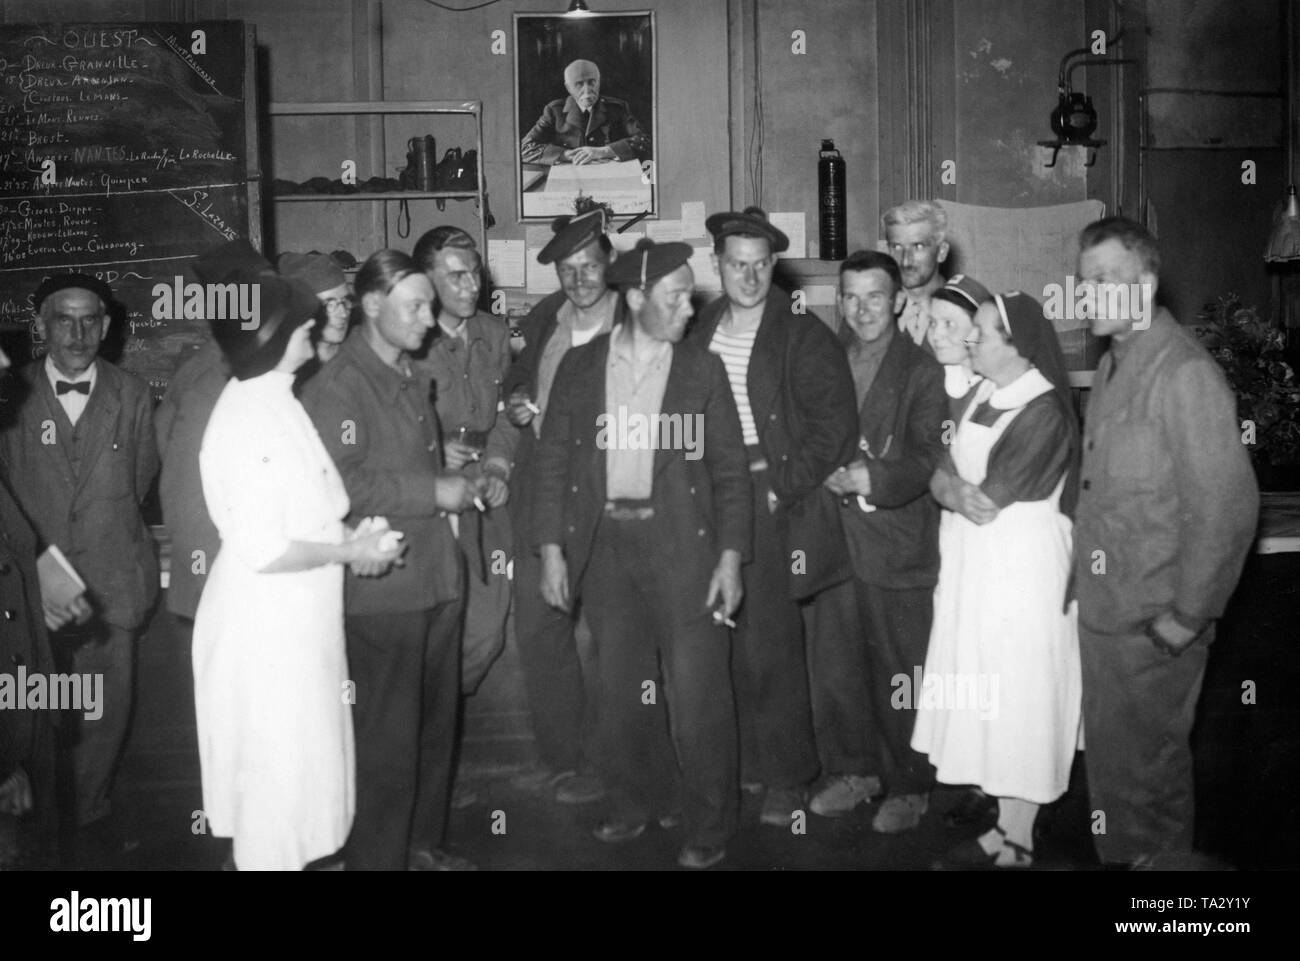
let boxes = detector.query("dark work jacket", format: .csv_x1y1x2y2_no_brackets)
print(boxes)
504,290,629,550
0,361,159,631
836,326,947,590
0,472,55,782
531,332,752,601
689,289,859,599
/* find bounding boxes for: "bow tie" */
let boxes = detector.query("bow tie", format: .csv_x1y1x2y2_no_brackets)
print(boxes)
56,381,90,396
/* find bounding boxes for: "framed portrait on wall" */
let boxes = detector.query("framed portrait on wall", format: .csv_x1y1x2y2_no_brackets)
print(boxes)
514,10,657,222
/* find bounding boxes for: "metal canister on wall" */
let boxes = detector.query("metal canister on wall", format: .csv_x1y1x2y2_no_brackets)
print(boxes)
818,139,846,261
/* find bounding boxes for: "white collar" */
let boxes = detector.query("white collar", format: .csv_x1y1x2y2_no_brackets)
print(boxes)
986,366,1053,410
45,354,97,387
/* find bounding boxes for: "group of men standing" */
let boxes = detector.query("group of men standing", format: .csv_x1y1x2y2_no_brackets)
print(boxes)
511,201,1256,871
0,193,1258,872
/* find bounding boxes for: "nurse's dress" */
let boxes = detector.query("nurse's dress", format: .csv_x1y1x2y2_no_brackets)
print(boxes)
911,367,1081,804
193,370,354,869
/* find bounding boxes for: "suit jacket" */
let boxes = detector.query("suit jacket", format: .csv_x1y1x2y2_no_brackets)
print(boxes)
690,288,859,599
520,95,651,166
155,340,228,618
532,332,751,599
0,472,55,782
0,360,159,631
837,327,947,589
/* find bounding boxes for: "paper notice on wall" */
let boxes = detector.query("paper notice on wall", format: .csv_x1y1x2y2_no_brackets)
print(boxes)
526,249,561,294
487,239,526,289
646,219,683,243
689,246,721,292
769,212,807,259
803,284,837,307
680,201,708,240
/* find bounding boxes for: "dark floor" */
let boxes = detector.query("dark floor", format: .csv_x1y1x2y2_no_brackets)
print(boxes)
33,553,1300,871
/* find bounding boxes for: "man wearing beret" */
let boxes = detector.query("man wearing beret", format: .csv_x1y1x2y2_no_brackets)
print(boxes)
520,60,651,167
689,207,859,827
533,239,750,869
501,209,622,806
0,273,159,859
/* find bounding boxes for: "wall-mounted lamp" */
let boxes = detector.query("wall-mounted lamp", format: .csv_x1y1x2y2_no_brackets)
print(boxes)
1038,33,1135,167
566,1,593,16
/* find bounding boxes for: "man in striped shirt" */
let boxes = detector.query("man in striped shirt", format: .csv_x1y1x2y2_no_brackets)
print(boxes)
690,207,859,828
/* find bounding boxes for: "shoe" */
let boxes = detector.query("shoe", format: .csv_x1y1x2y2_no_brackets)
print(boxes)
677,844,726,869
932,827,1032,871
591,819,647,843
809,774,883,817
408,847,478,871
510,766,559,792
451,783,479,809
759,786,806,827
657,812,683,830
871,793,929,834
740,781,765,796
552,771,605,805
942,787,998,830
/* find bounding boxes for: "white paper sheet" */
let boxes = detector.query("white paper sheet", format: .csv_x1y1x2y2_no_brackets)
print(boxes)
680,201,708,240
770,212,807,259
487,239,526,289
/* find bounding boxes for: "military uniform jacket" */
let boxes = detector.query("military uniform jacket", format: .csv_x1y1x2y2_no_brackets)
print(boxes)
521,95,651,166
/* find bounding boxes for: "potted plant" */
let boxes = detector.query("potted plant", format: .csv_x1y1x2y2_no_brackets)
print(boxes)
1195,296,1300,490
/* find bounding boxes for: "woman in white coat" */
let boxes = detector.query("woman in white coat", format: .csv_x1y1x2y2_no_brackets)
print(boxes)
193,272,404,870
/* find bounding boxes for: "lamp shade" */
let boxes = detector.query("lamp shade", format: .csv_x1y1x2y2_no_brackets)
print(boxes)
1266,186,1300,262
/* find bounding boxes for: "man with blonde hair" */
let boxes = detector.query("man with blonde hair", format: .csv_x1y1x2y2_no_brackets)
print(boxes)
882,200,950,348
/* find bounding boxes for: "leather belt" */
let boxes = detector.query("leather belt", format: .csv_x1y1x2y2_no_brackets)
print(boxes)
604,499,655,521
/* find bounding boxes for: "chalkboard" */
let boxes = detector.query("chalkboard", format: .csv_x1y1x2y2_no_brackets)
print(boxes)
0,21,258,398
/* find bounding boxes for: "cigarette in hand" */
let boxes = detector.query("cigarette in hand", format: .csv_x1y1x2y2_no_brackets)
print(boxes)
712,607,737,629
525,400,541,416
473,496,487,512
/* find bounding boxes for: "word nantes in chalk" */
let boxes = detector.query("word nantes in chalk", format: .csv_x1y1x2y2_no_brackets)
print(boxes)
49,891,151,941
152,276,260,329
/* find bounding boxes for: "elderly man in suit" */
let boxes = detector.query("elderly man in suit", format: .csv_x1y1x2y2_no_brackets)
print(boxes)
808,251,948,832
689,207,859,827
534,239,751,870
0,274,159,853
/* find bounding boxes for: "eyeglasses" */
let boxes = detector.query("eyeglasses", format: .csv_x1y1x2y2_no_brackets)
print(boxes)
839,291,891,314
323,296,354,312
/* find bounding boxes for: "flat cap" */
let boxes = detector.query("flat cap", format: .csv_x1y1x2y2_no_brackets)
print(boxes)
704,205,789,253
278,251,346,294
33,272,114,312
538,208,608,265
604,238,693,289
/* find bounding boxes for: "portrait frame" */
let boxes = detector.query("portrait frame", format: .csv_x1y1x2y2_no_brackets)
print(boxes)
513,10,657,222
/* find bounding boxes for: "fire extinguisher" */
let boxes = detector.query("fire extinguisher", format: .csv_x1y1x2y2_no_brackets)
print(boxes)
819,139,846,261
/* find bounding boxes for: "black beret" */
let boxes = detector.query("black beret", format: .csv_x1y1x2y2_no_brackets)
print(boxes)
33,272,113,312
604,238,693,289
704,205,789,253
538,208,608,265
